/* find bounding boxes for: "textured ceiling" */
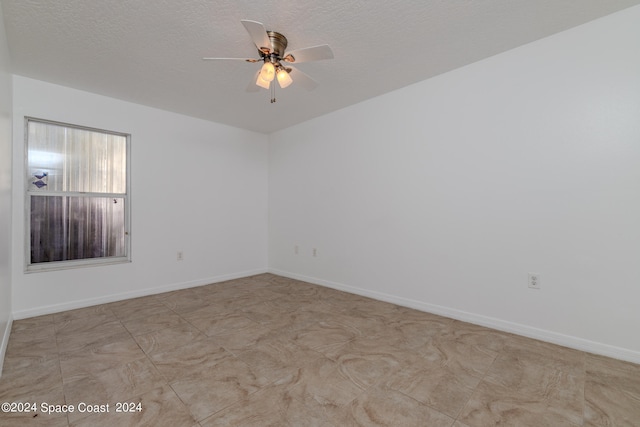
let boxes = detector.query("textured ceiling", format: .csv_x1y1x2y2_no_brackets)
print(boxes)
2,0,639,133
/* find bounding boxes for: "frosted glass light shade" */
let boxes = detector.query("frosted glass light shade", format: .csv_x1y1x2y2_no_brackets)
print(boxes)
276,68,293,88
259,61,275,82
256,74,270,89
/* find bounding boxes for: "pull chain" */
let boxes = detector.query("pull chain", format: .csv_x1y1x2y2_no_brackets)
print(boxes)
270,81,276,103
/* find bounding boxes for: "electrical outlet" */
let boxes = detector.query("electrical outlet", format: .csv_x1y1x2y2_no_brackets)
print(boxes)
528,273,540,289
294,245,299,255
177,251,184,261
312,248,317,257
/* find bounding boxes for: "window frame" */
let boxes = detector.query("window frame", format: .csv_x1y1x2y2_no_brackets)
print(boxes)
24,117,132,273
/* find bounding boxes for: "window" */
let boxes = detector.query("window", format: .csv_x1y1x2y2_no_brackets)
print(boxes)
25,118,130,271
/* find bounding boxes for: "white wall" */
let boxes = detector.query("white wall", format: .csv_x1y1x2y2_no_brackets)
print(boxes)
269,6,640,362
11,76,269,317
0,2,14,374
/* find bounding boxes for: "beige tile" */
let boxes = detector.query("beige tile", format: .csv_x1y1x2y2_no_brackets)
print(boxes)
296,299,341,314
156,289,212,314
384,315,455,349
64,357,167,423
0,358,64,403
53,304,116,323
190,282,247,299
267,293,321,312
502,336,586,378
169,357,271,421
285,319,361,355
201,404,286,426
349,298,404,317
584,354,640,426
69,385,196,427
481,354,584,425
7,323,56,341
107,297,169,322
148,337,232,382
63,356,163,400
133,322,205,356
241,286,285,303
327,311,392,339
461,343,584,426
194,286,265,309
183,308,257,337
1,351,60,374
233,337,323,383
218,292,280,311
54,313,124,336
10,314,54,332
257,308,329,335
200,382,332,427
284,356,366,411
56,327,133,355
59,335,146,379
0,411,68,427
449,320,513,353
5,324,59,361
121,312,189,336
0,360,67,426
586,353,640,390
414,337,498,378
4,274,640,426
207,322,274,352
458,380,581,427
240,300,298,324
487,351,584,393
385,353,480,418
329,384,455,427
584,382,640,427
324,337,407,389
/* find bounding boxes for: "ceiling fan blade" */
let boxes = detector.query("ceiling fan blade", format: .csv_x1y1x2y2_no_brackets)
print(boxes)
288,66,318,91
241,20,271,54
283,44,333,63
202,57,259,62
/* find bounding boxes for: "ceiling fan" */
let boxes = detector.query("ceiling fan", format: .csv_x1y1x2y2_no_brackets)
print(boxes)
203,20,334,103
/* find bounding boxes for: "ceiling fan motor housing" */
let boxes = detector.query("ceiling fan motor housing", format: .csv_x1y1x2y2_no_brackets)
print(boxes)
266,31,288,58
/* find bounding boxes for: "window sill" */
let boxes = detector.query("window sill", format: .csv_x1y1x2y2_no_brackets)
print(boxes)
25,257,131,273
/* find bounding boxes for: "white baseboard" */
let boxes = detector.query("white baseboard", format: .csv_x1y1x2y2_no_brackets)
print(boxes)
12,268,269,320
269,268,640,365
0,314,13,378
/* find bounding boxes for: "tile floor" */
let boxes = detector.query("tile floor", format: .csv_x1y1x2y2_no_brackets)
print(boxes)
1,273,639,426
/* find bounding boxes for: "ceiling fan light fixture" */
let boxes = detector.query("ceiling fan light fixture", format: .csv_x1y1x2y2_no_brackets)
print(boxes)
204,20,334,102
256,73,270,89
259,61,275,82
276,68,293,88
